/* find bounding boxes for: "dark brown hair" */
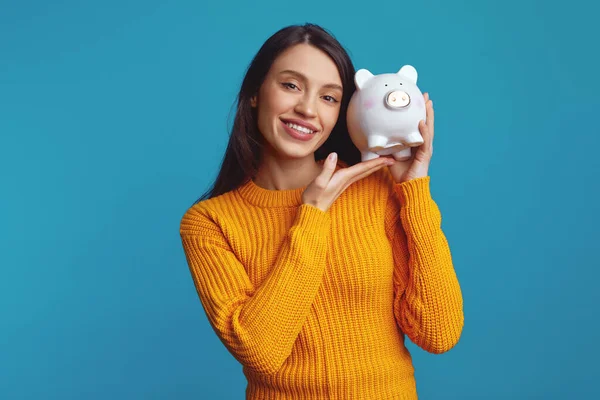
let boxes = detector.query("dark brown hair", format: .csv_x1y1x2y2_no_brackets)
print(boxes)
195,23,360,204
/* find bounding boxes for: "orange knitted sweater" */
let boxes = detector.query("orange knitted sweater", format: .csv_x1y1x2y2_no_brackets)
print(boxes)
179,160,464,399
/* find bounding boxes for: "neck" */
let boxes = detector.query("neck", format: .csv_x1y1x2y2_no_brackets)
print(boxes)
253,154,325,191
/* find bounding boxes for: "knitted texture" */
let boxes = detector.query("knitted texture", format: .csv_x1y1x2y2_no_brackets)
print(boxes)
179,160,464,399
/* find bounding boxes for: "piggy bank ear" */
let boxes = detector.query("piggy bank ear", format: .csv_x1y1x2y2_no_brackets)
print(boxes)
355,69,374,90
397,65,418,84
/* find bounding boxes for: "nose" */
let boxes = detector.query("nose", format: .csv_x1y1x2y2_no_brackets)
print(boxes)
385,90,410,109
294,93,317,117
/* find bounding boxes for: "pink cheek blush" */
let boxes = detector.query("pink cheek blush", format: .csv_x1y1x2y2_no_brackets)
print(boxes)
363,98,375,110
416,95,425,109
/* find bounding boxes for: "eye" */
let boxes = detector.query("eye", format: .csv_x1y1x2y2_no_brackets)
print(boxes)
282,82,299,90
322,95,339,103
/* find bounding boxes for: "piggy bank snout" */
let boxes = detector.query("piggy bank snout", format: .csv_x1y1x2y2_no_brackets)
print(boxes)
385,90,410,109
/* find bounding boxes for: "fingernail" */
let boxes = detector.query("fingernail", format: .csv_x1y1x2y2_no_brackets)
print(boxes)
329,152,337,162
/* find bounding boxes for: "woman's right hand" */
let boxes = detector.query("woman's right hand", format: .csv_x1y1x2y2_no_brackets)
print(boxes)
302,152,396,212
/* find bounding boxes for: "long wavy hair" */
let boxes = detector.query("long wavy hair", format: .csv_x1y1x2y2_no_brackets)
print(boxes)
195,23,360,204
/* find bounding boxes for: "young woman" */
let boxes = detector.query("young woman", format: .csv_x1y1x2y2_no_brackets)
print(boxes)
180,23,464,400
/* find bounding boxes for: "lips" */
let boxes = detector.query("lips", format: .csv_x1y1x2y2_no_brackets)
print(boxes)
280,118,319,133
280,120,316,141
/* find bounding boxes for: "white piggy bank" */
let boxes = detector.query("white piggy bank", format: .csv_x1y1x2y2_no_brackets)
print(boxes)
347,65,425,161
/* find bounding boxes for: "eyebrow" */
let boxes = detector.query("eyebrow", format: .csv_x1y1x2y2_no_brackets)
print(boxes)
279,69,343,92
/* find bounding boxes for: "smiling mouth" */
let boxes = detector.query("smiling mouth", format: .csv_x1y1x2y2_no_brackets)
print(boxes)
281,119,318,135
284,122,315,135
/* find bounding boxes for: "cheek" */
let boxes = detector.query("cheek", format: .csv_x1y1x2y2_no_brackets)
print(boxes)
256,95,280,127
262,84,295,113
255,102,269,128
321,106,341,129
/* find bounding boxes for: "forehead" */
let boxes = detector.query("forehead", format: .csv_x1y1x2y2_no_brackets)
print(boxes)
269,44,342,86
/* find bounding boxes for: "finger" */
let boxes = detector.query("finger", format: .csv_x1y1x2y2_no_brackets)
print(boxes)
419,119,429,141
332,157,390,187
314,152,338,187
344,162,389,188
427,99,434,141
342,157,391,178
418,120,432,154
346,158,391,184
423,92,429,103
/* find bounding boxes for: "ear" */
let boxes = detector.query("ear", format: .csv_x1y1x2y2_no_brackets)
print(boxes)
355,69,374,90
250,95,257,108
397,65,418,84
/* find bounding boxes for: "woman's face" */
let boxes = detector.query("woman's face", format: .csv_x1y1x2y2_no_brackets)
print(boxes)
251,43,343,160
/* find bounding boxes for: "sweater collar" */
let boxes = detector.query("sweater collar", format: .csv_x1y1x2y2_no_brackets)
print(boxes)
237,159,343,208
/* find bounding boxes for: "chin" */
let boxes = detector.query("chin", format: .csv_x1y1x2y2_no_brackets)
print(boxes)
281,148,315,160
274,137,318,158
269,142,315,160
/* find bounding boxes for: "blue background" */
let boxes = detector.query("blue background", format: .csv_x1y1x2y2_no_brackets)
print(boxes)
2,0,598,398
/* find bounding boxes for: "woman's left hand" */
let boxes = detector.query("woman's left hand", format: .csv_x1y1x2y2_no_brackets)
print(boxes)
386,92,435,184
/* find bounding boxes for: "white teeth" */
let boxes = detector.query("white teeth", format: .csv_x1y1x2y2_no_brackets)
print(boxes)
285,122,315,134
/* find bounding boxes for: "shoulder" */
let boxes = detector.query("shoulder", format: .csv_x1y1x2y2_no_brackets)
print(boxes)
179,191,238,236
345,160,396,196
338,159,395,189
332,160,395,208
372,164,396,191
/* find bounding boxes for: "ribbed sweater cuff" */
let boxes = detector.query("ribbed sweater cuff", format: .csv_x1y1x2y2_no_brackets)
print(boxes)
393,176,432,208
295,204,331,237
393,176,441,238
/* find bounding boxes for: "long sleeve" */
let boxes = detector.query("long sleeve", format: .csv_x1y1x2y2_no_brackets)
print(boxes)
179,203,331,375
384,176,464,354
